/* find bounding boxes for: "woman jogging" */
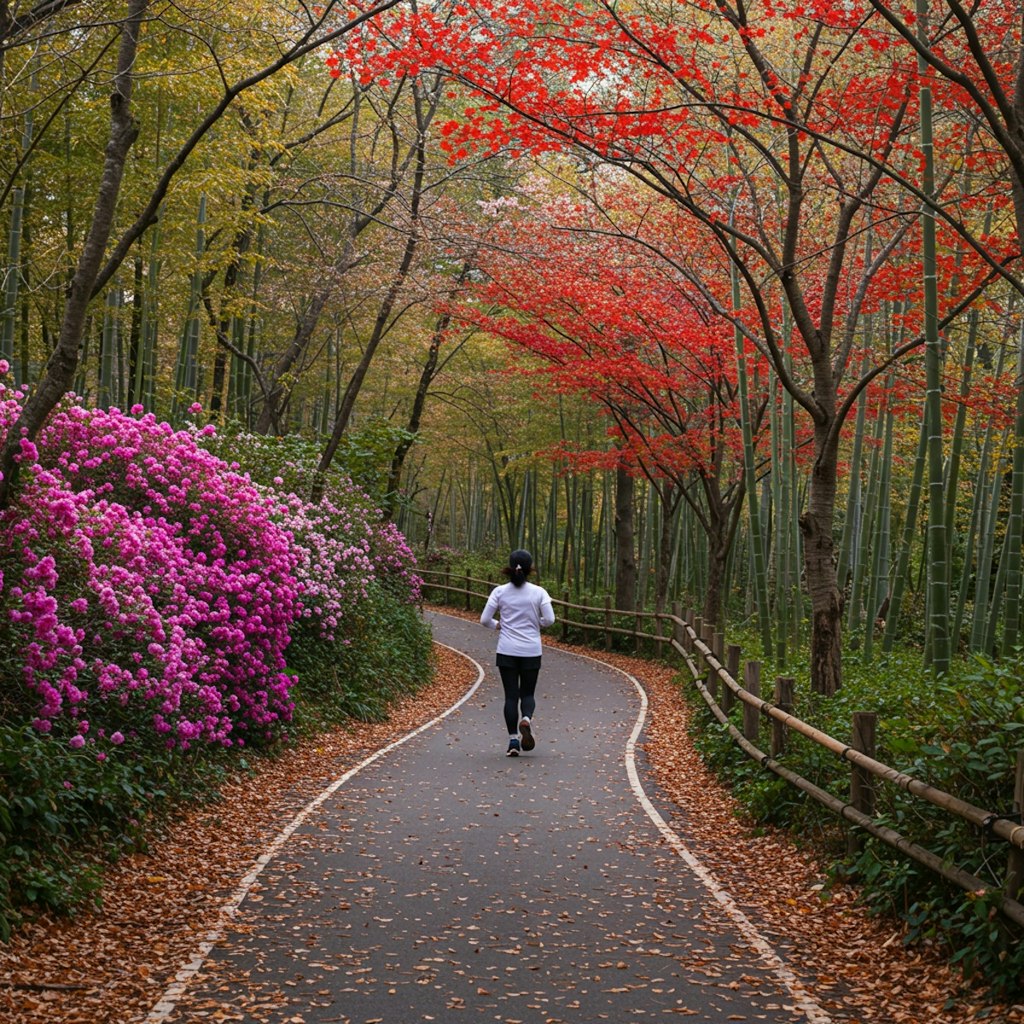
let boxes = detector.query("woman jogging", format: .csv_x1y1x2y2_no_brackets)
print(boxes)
480,549,556,756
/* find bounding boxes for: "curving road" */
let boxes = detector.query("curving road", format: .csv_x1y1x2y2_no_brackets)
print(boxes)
144,610,831,1023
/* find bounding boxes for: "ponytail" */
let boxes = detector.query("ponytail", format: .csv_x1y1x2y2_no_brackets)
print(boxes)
503,549,533,588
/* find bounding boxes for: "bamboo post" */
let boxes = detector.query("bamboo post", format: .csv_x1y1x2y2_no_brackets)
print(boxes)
713,632,725,709
725,643,741,715
464,574,471,611
1007,751,1024,901
563,591,570,642
604,594,612,651
655,612,664,660
848,712,878,856
683,606,694,651
693,616,703,658
444,568,451,606
743,662,760,742
635,610,642,656
772,676,794,758
701,623,716,703
672,601,685,655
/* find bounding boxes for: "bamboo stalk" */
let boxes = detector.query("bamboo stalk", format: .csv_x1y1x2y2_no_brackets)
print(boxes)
837,349,872,601
1,187,24,375
969,427,1008,651
917,0,951,673
863,385,894,662
731,267,772,657
999,325,1024,653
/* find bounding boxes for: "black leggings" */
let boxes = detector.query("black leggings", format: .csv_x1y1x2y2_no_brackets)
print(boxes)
496,654,541,733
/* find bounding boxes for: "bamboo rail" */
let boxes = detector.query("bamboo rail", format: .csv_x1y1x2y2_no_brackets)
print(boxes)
680,625,1024,851
419,570,1024,927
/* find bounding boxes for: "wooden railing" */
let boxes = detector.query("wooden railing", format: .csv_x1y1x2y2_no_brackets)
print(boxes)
420,568,1024,928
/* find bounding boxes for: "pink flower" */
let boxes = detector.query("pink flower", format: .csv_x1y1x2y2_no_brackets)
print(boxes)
68,735,85,749
0,394,417,752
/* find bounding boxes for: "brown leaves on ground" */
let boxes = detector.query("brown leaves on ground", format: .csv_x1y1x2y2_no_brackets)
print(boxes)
1,614,1022,1024
541,637,1021,1024
431,605,1024,1024
0,646,476,1024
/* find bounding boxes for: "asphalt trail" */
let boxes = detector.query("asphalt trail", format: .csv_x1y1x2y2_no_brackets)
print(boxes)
145,610,828,1023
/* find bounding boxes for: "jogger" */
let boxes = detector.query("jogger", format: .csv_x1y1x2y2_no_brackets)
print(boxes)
480,550,555,756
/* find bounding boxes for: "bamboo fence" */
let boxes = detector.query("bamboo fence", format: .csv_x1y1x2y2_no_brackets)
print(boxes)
421,568,1024,929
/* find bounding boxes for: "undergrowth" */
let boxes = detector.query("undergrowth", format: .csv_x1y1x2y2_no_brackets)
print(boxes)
686,634,1024,1000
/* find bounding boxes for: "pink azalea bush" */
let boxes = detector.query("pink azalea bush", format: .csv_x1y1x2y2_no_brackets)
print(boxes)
277,490,378,641
371,518,423,603
276,487,422,642
189,425,426,718
0,369,428,929
0,386,301,750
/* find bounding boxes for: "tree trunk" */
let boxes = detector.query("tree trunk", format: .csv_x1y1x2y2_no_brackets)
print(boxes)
654,484,675,615
800,429,843,696
126,253,143,406
383,302,459,519
703,540,728,629
313,118,427,500
255,283,334,434
0,0,146,508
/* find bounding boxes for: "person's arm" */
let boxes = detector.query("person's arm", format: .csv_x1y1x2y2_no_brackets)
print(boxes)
480,588,501,629
538,589,555,629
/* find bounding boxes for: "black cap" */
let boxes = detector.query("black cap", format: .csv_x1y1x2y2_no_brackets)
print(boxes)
509,549,533,573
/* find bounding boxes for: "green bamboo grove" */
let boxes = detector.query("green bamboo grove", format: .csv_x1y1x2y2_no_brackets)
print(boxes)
395,278,1024,678
2,5,1024,688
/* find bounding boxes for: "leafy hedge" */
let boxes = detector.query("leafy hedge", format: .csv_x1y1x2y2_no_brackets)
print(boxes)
0,723,232,940
687,641,1024,998
0,378,431,940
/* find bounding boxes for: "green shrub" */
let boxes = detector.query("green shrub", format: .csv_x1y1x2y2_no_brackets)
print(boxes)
683,638,1024,997
0,724,233,939
289,582,433,725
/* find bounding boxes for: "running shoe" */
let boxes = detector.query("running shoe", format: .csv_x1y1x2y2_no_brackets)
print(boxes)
518,717,535,751
506,737,521,757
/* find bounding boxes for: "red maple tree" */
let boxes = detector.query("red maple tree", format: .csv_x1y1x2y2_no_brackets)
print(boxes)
334,0,1016,691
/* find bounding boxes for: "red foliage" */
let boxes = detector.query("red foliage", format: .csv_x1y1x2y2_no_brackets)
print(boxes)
326,0,1021,479
447,185,759,481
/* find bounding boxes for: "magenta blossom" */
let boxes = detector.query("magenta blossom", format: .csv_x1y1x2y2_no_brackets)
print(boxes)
1,396,301,750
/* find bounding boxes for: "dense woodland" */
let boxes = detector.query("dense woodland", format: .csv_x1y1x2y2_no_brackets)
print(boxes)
2,0,1024,994
4,1,1023,689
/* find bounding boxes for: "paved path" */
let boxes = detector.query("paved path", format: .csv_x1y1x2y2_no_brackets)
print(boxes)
146,611,830,1023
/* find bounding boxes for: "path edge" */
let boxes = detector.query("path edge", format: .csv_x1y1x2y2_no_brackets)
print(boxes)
143,642,485,1023
565,645,834,1024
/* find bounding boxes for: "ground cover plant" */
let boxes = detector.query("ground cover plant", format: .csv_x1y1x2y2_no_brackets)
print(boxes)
0,367,427,939
686,633,1024,998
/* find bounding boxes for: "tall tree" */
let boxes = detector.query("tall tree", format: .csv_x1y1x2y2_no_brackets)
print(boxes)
344,0,1004,691
0,0,407,507
459,183,767,627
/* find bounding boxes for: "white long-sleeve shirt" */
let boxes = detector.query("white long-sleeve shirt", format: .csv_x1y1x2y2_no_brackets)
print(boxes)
480,581,556,657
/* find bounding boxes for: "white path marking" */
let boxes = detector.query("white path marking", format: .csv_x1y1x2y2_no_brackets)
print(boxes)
569,646,834,1024
144,643,484,1022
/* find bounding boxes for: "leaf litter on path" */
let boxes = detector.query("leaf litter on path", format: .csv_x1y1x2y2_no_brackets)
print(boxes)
0,617,1021,1024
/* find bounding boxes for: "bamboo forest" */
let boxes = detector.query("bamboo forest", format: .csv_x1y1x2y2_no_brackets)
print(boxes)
2,1,1024,1018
